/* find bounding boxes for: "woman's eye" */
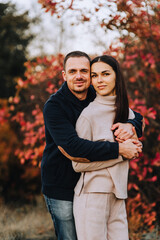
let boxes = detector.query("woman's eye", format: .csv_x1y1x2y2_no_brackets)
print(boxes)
91,75,96,78
104,73,109,76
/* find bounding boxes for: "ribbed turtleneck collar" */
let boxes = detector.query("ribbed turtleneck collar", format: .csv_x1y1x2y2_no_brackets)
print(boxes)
95,93,116,105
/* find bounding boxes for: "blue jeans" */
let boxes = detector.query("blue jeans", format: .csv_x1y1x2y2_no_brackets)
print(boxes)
44,195,77,240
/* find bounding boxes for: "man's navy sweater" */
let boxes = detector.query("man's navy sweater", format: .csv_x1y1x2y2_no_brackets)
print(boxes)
41,82,143,201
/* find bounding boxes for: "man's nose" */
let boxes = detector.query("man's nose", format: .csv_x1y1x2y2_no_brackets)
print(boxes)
76,71,82,79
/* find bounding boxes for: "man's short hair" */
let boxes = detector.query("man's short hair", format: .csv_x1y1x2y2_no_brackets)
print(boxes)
63,51,91,70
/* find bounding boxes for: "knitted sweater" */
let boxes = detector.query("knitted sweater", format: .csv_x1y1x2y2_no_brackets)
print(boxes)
73,94,135,199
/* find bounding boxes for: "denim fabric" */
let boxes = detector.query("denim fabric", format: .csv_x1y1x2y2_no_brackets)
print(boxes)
44,195,77,240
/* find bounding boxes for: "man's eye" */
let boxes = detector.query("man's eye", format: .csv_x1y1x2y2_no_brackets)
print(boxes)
91,75,96,78
82,70,88,73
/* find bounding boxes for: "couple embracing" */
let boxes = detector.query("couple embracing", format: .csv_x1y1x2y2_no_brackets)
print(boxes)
41,51,143,240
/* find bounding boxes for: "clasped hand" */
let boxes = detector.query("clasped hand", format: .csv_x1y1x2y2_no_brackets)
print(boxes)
111,122,143,159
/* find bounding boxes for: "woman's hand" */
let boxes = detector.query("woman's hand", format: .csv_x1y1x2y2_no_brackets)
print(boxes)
111,122,135,142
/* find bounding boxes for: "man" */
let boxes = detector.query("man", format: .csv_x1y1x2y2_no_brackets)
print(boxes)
41,51,143,240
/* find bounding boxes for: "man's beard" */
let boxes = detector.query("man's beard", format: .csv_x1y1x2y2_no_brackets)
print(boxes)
73,88,87,94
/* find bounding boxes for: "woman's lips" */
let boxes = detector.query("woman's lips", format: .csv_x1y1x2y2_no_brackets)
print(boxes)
97,85,107,90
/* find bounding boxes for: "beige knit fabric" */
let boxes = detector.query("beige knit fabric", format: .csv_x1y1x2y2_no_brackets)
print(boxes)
73,94,135,199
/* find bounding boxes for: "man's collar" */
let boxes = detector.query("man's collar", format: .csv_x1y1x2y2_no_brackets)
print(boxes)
62,82,96,103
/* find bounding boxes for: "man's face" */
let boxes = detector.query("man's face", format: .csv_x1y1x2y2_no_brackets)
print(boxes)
62,57,91,99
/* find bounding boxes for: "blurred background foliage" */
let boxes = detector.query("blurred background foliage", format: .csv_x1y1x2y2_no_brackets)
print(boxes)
0,2,39,98
0,0,159,239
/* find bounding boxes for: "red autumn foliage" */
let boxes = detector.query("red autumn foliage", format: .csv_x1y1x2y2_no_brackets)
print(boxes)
9,54,64,167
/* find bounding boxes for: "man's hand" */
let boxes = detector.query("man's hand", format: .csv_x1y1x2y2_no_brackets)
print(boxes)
119,139,142,160
111,123,134,142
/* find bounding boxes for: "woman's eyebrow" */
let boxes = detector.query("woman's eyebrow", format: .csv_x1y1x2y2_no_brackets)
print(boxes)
91,70,111,74
102,70,111,73
91,71,97,74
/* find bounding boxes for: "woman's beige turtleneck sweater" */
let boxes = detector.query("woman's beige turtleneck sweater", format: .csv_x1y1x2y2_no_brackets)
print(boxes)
73,94,135,199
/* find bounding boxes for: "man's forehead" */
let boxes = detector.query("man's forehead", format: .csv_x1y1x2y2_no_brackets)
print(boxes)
65,57,90,69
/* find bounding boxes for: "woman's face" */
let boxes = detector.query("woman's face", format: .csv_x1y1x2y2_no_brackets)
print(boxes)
91,61,116,96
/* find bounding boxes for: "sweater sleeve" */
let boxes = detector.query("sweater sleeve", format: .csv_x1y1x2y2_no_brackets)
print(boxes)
127,110,143,138
72,115,123,171
43,101,119,162
72,156,123,172
128,108,135,119
72,115,123,172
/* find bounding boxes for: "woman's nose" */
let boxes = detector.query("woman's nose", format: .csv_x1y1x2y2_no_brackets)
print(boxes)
97,75,102,83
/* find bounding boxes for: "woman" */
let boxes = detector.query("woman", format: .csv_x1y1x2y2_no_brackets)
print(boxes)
72,55,141,240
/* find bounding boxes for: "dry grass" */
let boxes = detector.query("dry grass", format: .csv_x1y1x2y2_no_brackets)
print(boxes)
0,195,56,240
0,195,159,240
